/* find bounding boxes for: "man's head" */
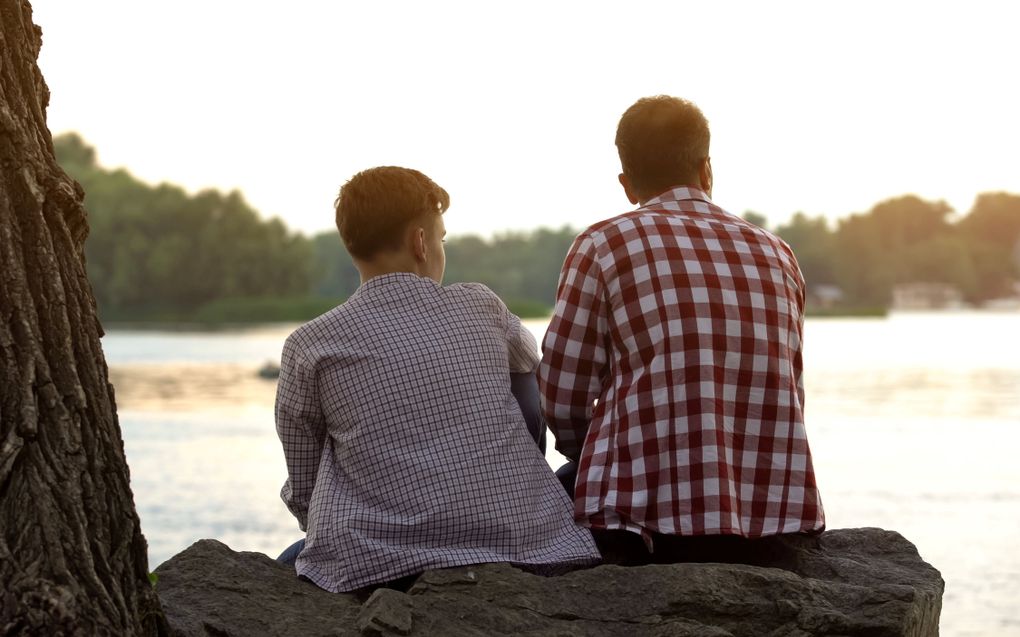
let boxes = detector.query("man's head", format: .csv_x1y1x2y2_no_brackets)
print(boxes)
335,166,449,283
615,96,712,204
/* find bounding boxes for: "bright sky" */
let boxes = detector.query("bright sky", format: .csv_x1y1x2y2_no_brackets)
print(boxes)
31,1,1020,238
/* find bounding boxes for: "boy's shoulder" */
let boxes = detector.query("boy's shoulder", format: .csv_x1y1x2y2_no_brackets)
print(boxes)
284,302,351,352
440,281,508,313
443,280,497,298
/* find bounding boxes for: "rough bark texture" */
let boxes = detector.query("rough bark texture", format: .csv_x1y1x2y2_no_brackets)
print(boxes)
0,1,167,634
155,528,944,636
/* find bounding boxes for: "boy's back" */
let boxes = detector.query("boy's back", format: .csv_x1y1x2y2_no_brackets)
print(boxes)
278,269,598,591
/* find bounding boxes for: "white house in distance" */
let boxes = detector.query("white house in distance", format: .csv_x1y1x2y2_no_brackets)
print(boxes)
891,283,966,311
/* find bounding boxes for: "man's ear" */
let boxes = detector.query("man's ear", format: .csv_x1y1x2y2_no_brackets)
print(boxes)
618,173,640,205
700,157,713,196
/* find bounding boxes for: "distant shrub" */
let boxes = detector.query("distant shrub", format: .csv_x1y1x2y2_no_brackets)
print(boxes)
805,305,888,318
505,299,552,319
191,296,343,324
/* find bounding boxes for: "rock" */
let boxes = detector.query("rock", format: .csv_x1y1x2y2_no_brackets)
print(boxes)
257,361,281,379
154,528,943,636
154,540,361,636
357,589,414,636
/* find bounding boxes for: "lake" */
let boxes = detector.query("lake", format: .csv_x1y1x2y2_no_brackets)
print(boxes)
104,311,1020,636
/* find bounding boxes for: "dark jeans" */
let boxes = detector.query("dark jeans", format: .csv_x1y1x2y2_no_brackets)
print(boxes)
555,461,578,498
277,538,305,566
553,460,820,567
591,528,819,567
276,371,549,569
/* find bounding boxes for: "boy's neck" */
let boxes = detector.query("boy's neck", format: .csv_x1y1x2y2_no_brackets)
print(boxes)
355,254,428,286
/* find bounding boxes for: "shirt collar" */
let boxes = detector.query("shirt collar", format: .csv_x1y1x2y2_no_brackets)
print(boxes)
642,186,713,209
351,272,437,299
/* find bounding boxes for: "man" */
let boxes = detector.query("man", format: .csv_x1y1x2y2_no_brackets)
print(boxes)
539,96,825,563
276,166,598,592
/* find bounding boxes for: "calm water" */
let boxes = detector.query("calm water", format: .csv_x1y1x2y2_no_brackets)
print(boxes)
104,312,1020,636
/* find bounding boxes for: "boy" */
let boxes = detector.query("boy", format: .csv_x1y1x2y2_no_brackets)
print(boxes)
276,166,598,592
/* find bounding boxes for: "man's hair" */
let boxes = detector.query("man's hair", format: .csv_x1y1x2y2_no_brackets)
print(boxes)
335,166,449,260
615,96,711,197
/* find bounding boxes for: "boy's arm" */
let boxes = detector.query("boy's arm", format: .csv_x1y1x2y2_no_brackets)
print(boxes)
505,311,540,374
459,282,540,373
275,336,326,532
491,292,545,449
538,233,608,462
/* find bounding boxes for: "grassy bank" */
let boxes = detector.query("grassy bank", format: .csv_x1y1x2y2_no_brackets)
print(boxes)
99,297,884,327
99,296,345,327
99,295,553,327
805,305,889,318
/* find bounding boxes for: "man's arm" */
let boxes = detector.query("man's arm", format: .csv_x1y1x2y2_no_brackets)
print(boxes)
538,233,608,462
275,336,326,532
792,258,808,410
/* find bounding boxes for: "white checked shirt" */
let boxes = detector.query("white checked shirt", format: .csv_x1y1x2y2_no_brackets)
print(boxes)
277,273,599,592
540,187,825,541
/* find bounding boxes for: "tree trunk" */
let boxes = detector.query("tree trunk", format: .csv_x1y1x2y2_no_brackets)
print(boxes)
0,1,167,634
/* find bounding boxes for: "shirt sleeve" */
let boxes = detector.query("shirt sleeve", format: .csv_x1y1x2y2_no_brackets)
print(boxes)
791,258,808,410
538,232,608,462
506,311,540,373
459,282,540,373
275,335,326,532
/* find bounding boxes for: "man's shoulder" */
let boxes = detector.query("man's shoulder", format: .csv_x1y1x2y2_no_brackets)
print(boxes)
569,211,652,259
645,197,798,260
574,201,801,279
579,209,648,239
723,214,799,265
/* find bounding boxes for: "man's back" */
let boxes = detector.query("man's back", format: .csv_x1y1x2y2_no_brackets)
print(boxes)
540,187,825,539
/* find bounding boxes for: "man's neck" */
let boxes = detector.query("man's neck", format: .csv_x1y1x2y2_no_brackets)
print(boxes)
638,182,706,205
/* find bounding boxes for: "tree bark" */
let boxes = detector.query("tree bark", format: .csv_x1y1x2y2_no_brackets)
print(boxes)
0,1,167,634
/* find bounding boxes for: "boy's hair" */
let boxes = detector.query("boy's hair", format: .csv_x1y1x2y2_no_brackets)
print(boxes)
615,96,711,197
335,166,450,260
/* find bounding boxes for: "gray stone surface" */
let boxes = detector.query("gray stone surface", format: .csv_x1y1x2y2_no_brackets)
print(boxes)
154,528,943,636
358,588,414,636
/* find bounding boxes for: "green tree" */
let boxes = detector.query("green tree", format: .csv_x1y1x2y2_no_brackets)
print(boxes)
958,192,1020,300
54,134,313,319
444,226,578,312
742,210,768,229
831,196,954,305
775,213,836,287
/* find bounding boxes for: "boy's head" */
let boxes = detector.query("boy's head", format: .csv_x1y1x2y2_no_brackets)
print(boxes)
615,95,712,203
335,166,449,283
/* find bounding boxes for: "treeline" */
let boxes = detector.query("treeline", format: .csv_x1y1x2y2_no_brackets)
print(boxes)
759,193,1020,307
55,134,1020,323
55,133,575,321
56,134,317,322
308,226,578,315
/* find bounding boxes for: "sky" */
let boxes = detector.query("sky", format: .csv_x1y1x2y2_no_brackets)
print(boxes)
31,1,1020,238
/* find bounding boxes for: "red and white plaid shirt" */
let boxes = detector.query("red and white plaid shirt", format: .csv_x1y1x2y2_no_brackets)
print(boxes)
539,187,825,540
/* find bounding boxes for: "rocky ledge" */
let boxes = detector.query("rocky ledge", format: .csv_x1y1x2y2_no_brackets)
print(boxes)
154,528,943,636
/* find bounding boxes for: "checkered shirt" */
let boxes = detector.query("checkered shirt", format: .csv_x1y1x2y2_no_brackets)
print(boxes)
277,272,599,592
539,187,825,541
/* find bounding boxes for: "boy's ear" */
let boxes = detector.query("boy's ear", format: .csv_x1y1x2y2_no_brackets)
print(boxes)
412,226,428,263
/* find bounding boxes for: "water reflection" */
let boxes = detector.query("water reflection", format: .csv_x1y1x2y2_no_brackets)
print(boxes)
106,312,1020,636
110,364,276,412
